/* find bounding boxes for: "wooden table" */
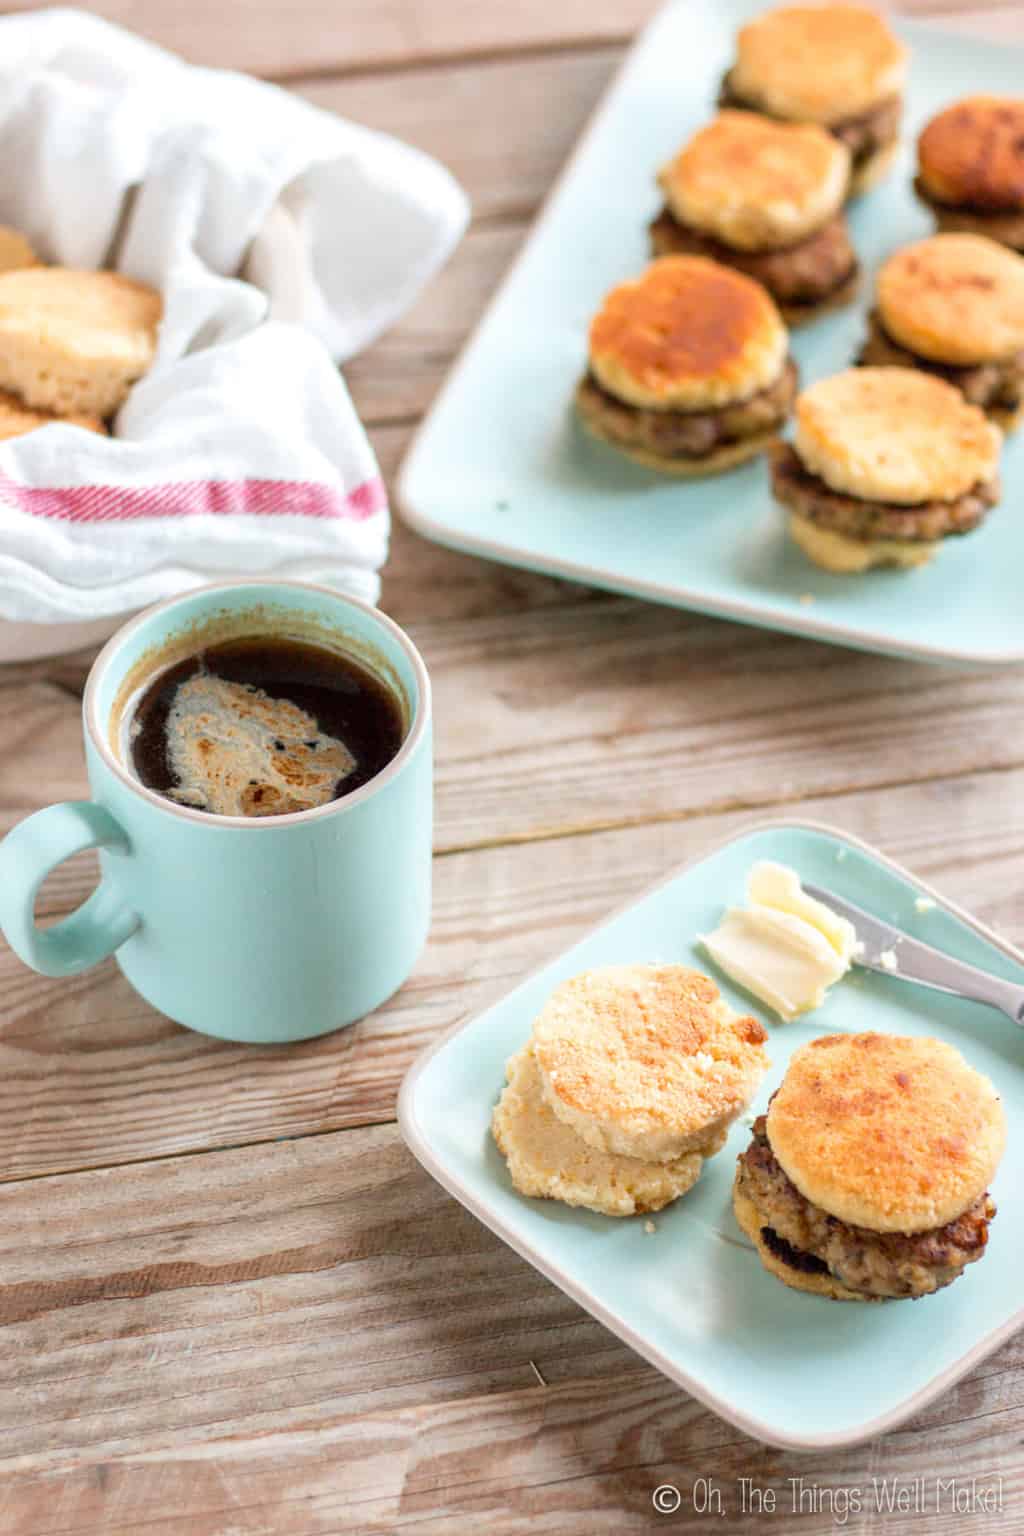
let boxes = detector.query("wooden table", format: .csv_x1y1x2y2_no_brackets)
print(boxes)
2,2,1024,1531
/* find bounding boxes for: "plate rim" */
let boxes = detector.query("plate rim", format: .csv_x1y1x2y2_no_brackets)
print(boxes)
397,0,1024,668
397,815,1024,1451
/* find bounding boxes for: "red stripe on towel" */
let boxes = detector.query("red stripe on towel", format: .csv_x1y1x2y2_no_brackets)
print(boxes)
0,474,387,524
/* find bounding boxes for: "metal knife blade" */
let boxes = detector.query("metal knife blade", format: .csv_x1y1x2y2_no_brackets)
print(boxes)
802,882,1024,1026
802,883,917,978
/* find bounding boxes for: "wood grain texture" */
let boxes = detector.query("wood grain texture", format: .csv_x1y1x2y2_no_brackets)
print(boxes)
2,1,1024,1529
1,1123,1021,1534
0,0,656,77
3,765,1024,1182
297,48,620,228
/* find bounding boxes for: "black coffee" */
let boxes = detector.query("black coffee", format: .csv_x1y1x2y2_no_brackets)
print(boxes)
127,635,405,817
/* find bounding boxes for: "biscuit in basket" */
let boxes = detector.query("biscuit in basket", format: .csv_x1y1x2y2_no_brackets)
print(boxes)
0,389,106,441
531,963,769,1162
734,1033,1004,1300
492,1045,706,1216
576,256,797,475
0,268,162,418
651,112,858,325
0,226,37,274
916,97,1024,252
772,367,1002,571
858,235,1024,429
719,5,907,197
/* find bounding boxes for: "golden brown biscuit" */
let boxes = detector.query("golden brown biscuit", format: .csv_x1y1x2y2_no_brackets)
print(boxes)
793,367,1001,505
767,1033,1006,1232
918,96,1024,213
531,963,769,1163
0,268,162,418
588,256,788,411
658,111,851,251
0,389,106,441
730,5,907,126
0,227,37,274
492,1046,706,1216
733,1180,877,1300
876,235,1024,366
787,509,935,571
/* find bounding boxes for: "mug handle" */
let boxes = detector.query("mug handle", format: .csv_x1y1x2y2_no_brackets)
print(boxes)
0,801,140,977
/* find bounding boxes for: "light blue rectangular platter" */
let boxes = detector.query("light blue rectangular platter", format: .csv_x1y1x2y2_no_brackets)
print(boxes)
399,822,1024,1449
398,0,1024,666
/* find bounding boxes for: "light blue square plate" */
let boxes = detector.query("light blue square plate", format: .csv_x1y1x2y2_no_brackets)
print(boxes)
398,822,1024,1449
398,0,1024,666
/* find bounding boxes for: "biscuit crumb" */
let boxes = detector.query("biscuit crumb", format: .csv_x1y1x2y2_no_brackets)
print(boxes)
878,949,899,972
914,897,936,913
799,592,815,605
644,1220,657,1235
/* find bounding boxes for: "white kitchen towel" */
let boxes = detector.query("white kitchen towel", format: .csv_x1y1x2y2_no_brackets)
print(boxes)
0,7,469,623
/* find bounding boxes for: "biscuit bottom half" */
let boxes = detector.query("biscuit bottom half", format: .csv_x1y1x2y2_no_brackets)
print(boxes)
771,443,998,573
492,1047,726,1217
857,310,1024,429
650,208,858,326
734,1117,995,1301
575,358,797,478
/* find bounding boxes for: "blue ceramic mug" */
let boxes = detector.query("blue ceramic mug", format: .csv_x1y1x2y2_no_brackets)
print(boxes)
0,580,432,1043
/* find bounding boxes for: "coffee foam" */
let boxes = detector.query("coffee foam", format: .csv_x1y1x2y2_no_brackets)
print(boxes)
147,669,356,817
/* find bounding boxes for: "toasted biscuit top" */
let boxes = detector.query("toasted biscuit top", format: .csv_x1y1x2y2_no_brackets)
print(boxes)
659,111,851,251
0,390,106,439
767,1033,1006,1232
794,367,1001,504
877,235,1024,365
0,268,162,368
588,256,788,410
531,963,769,1161
731,5,907,126
919,97,1024,213
0,226,37,274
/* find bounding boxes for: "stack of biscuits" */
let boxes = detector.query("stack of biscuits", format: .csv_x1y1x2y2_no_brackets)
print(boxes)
916,96,1024,252
652,111,859,325
0,225,161,443
492,963,769,1217
573,2,1024,574
735,1033,1004,1301
771,367,1001,572
857,234,1024,429
575,255,798,476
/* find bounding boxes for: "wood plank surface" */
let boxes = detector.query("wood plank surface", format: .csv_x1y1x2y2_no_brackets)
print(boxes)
3,764,1023,1182
0,0,657,77
1,1122,1022,1533
2,0,1024,1531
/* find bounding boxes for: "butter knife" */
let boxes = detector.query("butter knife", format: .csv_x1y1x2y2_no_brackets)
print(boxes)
802,883,1024,1028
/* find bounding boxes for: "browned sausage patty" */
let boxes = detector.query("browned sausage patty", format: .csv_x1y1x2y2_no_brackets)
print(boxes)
650,208,857,314
914,177,1024,252
575,357,797,461
737,1117,995,1299
718,74,902,170
857,309,1024,413
771,442,999,542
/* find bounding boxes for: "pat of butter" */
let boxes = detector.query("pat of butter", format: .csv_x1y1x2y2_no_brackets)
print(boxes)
699,861,857,1022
